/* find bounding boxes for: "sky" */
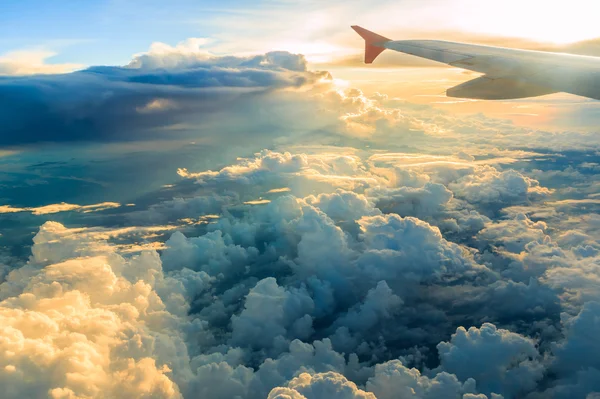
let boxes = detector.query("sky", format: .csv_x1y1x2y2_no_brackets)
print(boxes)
4,0,600,126
1,1,600,398
4,0,600,66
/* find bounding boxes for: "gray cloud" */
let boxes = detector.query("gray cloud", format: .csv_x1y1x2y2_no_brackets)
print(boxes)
0,50,327,146
436,323,543,397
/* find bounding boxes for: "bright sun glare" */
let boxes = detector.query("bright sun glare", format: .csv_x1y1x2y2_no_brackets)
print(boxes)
453,0,600,44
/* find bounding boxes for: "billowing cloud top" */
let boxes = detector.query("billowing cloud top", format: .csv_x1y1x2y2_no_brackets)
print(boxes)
0,39,329,146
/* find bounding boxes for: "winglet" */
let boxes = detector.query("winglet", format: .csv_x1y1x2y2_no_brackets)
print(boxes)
351,25,391,64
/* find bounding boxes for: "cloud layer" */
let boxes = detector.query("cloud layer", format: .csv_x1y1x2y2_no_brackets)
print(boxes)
0,39,330,146
1,38,600,399
3,143,598,398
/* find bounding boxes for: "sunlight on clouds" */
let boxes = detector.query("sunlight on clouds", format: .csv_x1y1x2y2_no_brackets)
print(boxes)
0,202,121,215
177,215,220,226
267,188,292,194
127,38,212,68
137,99,178,114
27,224,179,257
0,222,188,398
547,199,600,206
368,153,533,168
0,49,83,76
272,41,354,63
332,78,350,89
0,205,28,214
243,199,271,205
0,150,18,158
328,66,595,130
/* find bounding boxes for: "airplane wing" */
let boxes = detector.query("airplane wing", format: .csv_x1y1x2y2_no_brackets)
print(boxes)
351,25,600,100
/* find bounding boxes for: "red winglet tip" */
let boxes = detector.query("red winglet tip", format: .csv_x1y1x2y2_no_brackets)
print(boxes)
351,26,390,64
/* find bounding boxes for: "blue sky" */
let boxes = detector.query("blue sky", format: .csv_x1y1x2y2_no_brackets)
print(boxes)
4,0,600,69
0,0,243,65
1,0,350,65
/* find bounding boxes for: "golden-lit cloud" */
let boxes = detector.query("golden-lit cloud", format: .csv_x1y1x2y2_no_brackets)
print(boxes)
243,199,271,205
137,98,179,114
0,202,121,215
0,49,83,76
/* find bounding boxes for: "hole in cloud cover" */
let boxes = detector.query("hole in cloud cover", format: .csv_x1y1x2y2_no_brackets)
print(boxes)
1,34,600,399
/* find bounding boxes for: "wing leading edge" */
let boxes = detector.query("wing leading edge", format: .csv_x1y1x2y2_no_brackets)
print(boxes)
351,26,600,100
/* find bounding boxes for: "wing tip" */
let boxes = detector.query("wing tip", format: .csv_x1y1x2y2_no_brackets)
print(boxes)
351,25,391,64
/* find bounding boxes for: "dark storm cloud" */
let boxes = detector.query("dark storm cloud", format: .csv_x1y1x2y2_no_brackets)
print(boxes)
0,51,327,146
